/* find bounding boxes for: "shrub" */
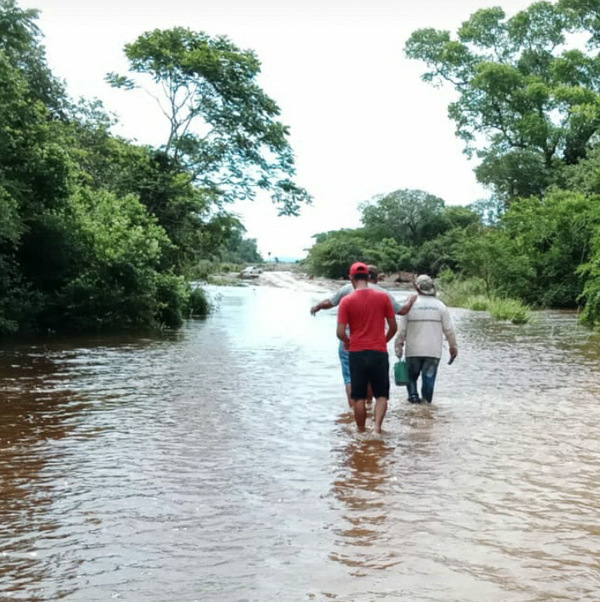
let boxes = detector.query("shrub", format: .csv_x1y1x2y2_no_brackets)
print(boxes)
438,274,530,323
438,268,456,284
219,263,240,273
188,287,209,317
46,187,176,332
438,276,487,307
155,272,191,328
190,260,215,280
487,297,531,324
467,295,489,311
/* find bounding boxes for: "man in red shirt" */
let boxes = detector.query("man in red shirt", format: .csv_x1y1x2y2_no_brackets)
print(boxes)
337,262,397,434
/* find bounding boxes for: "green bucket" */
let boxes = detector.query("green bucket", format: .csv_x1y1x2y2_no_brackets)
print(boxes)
394,360,408,386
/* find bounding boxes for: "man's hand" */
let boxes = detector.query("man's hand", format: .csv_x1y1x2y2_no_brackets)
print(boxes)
311,299,334,316
398,293,418,315
449,346,458,364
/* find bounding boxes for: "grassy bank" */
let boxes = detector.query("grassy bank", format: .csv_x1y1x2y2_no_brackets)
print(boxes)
439,275,532,324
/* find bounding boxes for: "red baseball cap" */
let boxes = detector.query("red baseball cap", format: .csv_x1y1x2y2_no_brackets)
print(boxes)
349,262,369,276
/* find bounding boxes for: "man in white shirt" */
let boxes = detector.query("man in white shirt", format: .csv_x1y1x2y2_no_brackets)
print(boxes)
394,274,458,404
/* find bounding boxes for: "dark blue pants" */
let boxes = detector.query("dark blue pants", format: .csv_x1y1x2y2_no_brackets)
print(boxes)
406,356,440,403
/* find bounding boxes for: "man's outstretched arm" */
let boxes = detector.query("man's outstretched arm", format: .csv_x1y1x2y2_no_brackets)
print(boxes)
311,283,353,315
311,299,334,315
397,294,417,316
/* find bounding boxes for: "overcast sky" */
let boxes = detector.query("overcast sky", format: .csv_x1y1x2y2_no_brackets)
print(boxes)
21,0,535,259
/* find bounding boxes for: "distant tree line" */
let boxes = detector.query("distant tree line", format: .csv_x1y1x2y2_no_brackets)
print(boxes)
0,0,307,334
307,0,600,328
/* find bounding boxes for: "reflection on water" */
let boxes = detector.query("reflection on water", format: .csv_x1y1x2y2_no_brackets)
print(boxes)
330,437,395,575
1,286,600,600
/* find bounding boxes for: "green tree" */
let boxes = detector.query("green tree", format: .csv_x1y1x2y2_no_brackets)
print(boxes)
455,228,534,298
368,238,413,274
499,190,600,306
0,0,71,332
413,226,475,276
0,3,210,334
220,222,263,264
0,0,64,111
360,188,447,247
305,229,373,278
306,190,483,278
405,2,600,203
562,144,600,194
107,27,310,216
411,206,483,275
50,186,188,331
440,205,482,230
578,222,600,327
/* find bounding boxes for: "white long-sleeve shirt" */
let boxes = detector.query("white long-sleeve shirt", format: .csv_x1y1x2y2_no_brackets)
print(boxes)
395,295,457,359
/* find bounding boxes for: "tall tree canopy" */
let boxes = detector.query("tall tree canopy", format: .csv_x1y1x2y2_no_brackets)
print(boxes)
359,189,447,247
405,1,600,203
107,28,311,215
0,0,64,110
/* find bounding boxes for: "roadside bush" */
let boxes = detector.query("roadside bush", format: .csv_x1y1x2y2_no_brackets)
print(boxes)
498,192,600,308
437,268,456,284
438,276,487,307
155,272,191,328
188,287,209,317
47,187,176,331
577,228,600,328
189,260,216,280
219,263,240,273
487,297,531,324
467,295,489,311
438,274,530,323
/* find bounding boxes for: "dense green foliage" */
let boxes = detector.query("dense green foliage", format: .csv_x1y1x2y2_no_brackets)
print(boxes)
307,228,413,278
0,1,303,334
306,180,600,322
405,1,600,204
305,189,481,279
306,1,600,328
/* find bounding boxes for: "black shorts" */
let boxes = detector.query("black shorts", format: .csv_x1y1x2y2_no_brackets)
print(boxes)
348,350,390,401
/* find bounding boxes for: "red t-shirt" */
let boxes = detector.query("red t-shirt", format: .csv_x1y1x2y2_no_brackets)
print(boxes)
337,288,395,352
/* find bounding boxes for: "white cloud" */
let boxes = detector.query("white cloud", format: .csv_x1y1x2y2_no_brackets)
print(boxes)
23,0,534,258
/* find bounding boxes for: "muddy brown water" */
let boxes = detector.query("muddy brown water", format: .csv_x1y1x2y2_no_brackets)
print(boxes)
1,284,599,601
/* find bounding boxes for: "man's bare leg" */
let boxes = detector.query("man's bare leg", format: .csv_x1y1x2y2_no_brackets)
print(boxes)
345,384,353,409
373,397,388,434
353,399,367,431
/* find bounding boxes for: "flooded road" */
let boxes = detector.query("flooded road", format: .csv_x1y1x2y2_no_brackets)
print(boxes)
1,283,599,601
